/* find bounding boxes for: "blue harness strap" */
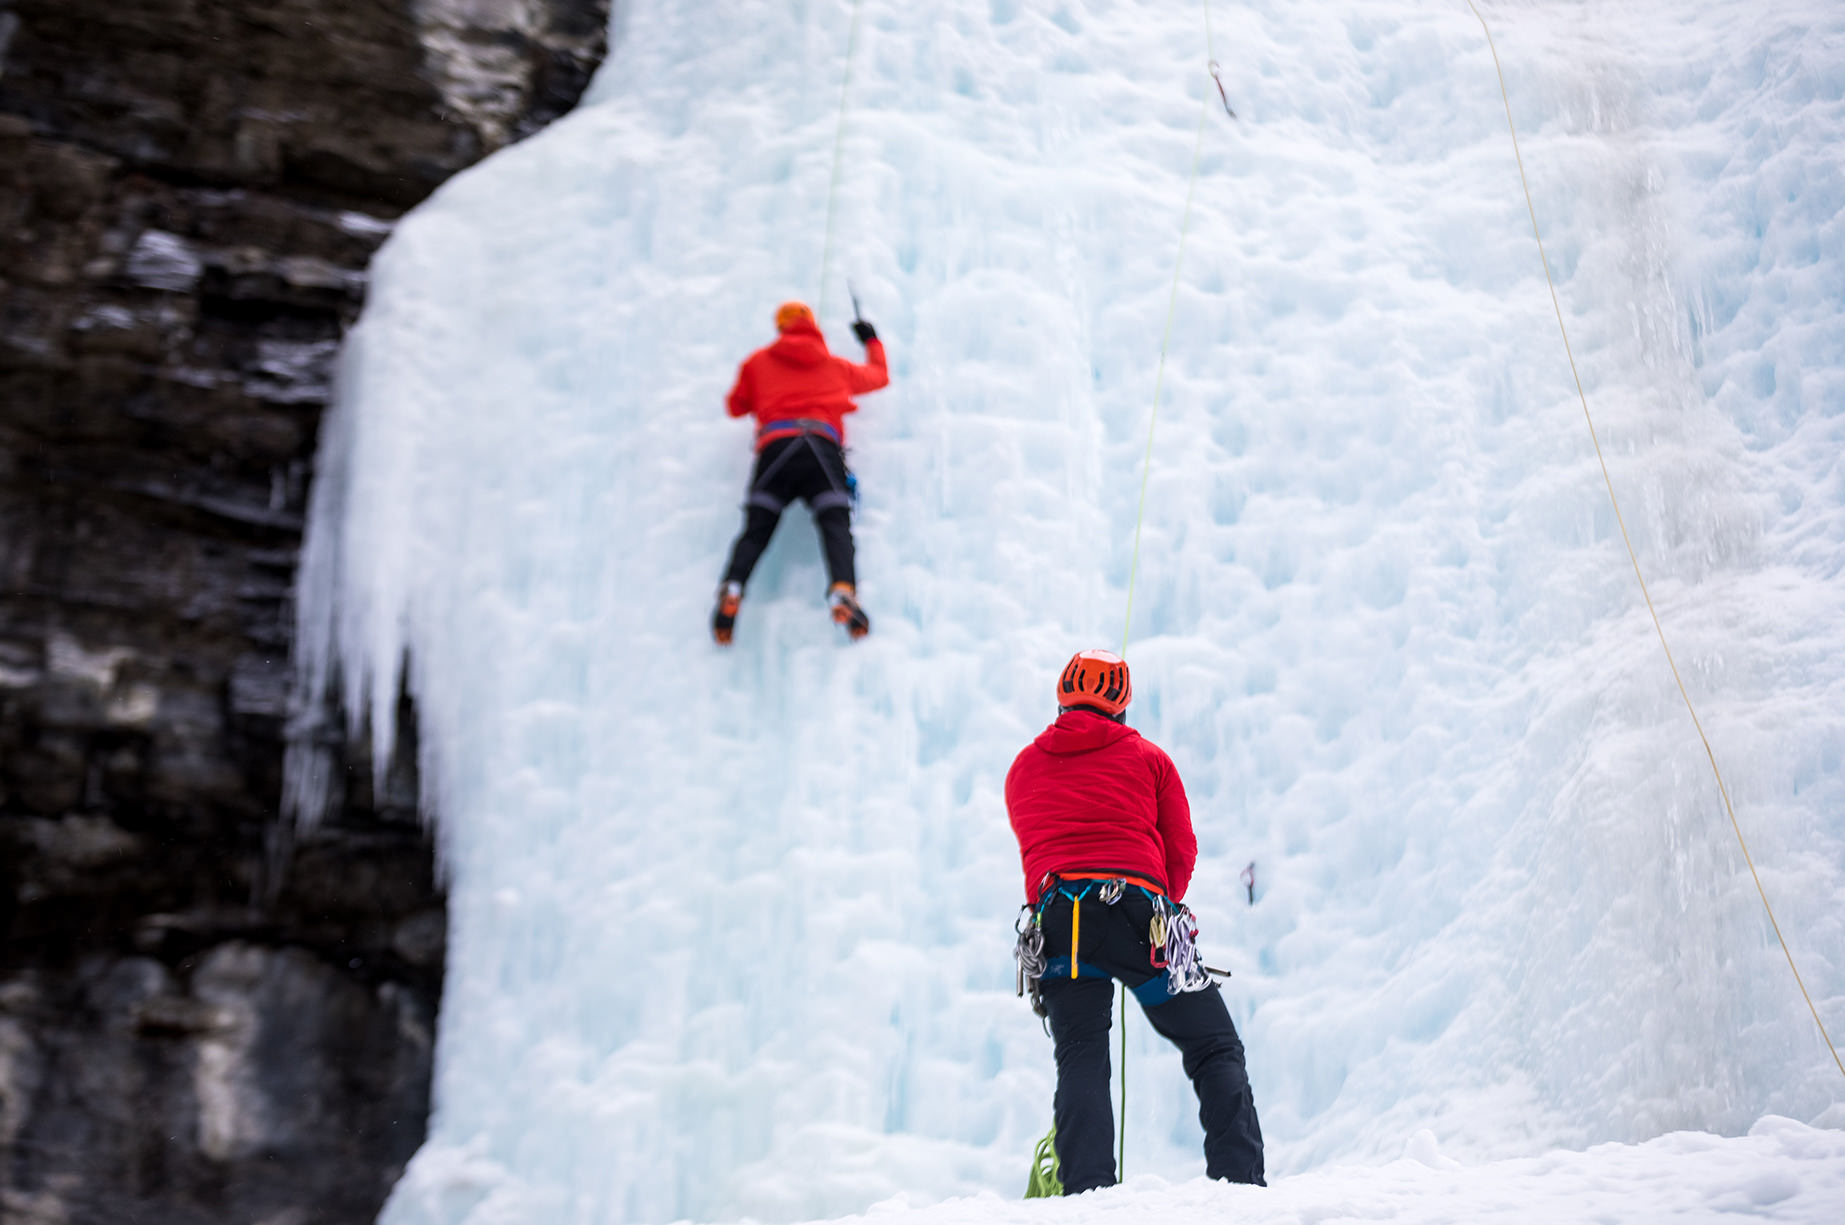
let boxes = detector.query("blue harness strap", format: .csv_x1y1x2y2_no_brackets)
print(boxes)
1041,958,1176,1006
1132,971,1177,1006
1042,955,1104,981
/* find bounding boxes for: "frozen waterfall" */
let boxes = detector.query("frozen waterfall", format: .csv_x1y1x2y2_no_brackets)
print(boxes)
287,1,1845,1222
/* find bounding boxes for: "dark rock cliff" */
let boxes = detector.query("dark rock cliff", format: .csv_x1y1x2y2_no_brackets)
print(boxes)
0,2,608,1221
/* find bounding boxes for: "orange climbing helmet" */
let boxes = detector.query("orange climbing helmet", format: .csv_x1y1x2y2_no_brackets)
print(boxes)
775,301,816,332
1057,649,1131,717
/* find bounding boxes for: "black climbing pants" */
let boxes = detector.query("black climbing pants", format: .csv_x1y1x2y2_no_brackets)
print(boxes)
1036,889,1265,1194
721,434,855,589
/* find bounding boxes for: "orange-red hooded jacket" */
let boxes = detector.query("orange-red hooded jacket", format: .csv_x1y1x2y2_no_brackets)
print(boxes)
1005,709,1197,904
726,320,889,450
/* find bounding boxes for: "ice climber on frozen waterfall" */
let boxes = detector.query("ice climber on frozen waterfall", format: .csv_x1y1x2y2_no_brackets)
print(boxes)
1007,649,1265,1194
712,300,888,644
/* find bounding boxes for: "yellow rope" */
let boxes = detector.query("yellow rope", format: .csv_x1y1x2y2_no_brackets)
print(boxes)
816,0,866,322
1462,0,1845,1083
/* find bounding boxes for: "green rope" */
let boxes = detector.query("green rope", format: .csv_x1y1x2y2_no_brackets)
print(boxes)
1120,49,1212,659
1024,1124,1064,1197
1029,0,1222,1197
816,0,866,321
1112,1,1220,1184
1117,982,1128,1174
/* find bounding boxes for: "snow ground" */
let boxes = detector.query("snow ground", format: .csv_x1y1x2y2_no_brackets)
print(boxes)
288,0,1845,1222
798,1117,1845,1225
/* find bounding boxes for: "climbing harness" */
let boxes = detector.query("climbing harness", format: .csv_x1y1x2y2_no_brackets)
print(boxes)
1016,875,1210,1000
744,430,856,515
1463,0,1844,1084
812,438,856,512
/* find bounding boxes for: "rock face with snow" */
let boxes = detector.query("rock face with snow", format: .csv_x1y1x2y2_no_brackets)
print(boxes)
0,1,606,1221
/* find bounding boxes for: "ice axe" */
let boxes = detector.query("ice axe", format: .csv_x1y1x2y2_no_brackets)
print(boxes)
847,279,865,327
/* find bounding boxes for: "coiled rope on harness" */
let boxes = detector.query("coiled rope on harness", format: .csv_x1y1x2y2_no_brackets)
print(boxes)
1462,0,1844,1083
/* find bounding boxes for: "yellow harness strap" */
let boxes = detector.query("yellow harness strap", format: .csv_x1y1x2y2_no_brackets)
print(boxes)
1070,897,1080,979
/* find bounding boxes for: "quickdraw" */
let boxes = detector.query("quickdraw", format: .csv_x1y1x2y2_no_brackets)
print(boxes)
1152,895,1212,994
1014,906,1048,1018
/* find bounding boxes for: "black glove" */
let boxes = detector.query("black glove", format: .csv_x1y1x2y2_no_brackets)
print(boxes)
852,319,878,344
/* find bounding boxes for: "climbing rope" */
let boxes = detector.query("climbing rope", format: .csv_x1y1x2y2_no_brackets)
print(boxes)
1462,0,1845,1083
816,0,867,322
1120,70,1212,659
1110,0,1229,1182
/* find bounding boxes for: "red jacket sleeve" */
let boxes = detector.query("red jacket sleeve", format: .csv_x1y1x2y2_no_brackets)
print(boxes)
1151,747,1197,901
726,355,754,418
839,338,889,394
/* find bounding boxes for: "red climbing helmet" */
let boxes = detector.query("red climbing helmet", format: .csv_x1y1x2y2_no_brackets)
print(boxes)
1057,649,1131,716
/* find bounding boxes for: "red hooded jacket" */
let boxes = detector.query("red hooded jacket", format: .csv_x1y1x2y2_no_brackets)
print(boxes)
726,320,889,450
1005,709,1197,904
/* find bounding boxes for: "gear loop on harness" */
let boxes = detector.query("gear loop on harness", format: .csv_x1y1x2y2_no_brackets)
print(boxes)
1153,895,1211,994
1014,904,1049,1018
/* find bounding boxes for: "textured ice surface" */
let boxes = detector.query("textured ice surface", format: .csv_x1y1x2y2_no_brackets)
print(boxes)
288,1,1845,1222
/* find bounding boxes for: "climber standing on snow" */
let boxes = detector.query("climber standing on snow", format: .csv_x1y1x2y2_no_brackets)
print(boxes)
1007,649,1265,1194
711,300,887,645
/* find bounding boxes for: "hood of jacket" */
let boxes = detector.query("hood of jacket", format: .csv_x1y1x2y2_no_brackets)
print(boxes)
1033,709,1137,756
768,321,831,367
